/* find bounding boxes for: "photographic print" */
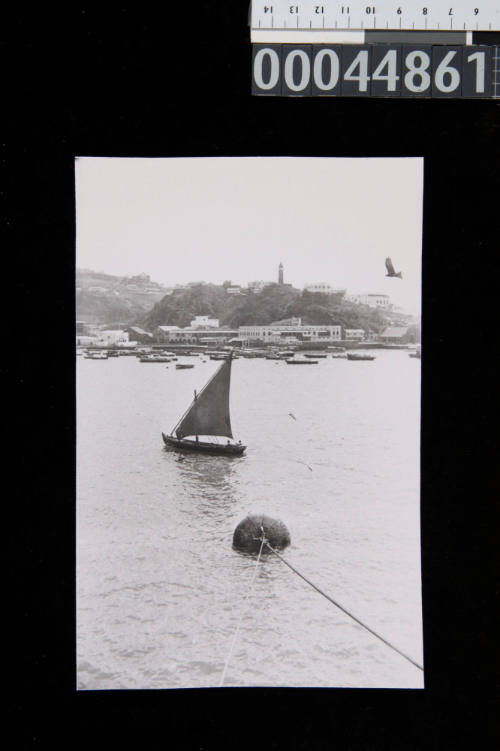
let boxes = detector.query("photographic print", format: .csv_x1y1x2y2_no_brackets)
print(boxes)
76,156,423,689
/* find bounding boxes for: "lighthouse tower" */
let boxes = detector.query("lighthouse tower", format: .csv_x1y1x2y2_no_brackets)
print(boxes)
278,262,284,285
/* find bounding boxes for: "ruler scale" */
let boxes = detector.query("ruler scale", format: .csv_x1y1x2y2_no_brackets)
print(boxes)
251,1,500,42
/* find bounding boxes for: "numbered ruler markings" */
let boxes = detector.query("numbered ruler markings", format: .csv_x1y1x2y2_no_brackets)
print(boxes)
251,1,500,40
251,43,495,97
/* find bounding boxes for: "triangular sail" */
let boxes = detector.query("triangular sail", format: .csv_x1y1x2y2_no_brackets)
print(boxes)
173,356,233,439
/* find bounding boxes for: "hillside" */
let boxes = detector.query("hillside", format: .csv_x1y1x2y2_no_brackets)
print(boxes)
76,269,169,325
141,283,406,334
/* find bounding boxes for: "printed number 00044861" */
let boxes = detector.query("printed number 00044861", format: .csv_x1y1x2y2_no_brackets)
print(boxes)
251,44,494,98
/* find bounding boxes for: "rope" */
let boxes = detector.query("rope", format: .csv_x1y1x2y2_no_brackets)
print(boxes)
218,531,266,687
264,542,423,672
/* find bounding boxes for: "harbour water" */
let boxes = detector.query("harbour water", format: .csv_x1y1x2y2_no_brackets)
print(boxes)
77,350,423,689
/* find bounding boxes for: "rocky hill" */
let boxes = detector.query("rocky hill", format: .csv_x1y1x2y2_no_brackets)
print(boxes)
141,283,408,334
76,269,169,325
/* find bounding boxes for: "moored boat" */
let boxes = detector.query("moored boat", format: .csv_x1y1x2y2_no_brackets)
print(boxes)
286,358,318,364
162,351,246,455
176,363,195,369
346,353,376,361
140,354,172,362
84,351,108,360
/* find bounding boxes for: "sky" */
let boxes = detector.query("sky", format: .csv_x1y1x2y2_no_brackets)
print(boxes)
75,157,423,314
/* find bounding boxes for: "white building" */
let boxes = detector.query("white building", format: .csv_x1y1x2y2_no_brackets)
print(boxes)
346,293,391,308
95,330,129,346
238,323,342,344
304,283,346,296
247,280,273,294
344,329,365,340
190,315,219,328
161,328,238,344
156,325,181,342
76,335,98,346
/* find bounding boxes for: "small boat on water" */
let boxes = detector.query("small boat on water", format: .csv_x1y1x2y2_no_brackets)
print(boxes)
286,358,318,364
304,353,327,358
162,351,246,455
409,348,421,359
84,351,108,360
346,353,376,361
176,363,195,369
140,354,171,362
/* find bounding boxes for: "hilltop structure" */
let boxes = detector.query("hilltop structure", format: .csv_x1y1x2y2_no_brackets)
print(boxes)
304,283,346,297
345,293,391,308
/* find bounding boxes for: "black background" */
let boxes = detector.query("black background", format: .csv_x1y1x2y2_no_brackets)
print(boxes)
7,7,498,750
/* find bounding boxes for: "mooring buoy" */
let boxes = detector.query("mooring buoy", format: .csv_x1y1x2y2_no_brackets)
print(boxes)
232,514,291,554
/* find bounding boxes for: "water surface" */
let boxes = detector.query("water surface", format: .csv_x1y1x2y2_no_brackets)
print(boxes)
77,350,423,689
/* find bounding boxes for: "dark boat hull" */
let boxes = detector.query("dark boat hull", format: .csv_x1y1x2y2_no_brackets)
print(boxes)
162,433,246,455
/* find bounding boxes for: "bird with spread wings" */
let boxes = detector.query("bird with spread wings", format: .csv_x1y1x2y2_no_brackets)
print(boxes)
385,257,402,279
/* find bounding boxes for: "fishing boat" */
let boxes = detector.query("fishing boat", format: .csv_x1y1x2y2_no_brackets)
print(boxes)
84,351,108,360
346,353,376,361
162,351,246,455
286,358,318,364
176,363,194,369
304,353,327,358
140,354,171,362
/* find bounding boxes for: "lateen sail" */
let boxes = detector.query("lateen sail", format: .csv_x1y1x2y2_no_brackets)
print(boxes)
173,356,233,439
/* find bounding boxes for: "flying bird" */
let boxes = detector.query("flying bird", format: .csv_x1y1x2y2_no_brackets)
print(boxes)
385,257,402,279
288,412,297,421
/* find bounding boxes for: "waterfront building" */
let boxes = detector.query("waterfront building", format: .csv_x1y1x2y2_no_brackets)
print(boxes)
344,329,366,340
238,323,342,344
159,328,239,345
95,330,129,346
380,326,411,343
76,335,98,346
155,325,181,342
125,326,154,343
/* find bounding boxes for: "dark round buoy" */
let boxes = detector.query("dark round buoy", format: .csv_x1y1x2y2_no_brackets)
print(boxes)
232,514,291,554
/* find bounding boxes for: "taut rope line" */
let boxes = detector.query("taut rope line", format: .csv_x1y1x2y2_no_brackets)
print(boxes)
218,531,266,687
264,542,423,672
